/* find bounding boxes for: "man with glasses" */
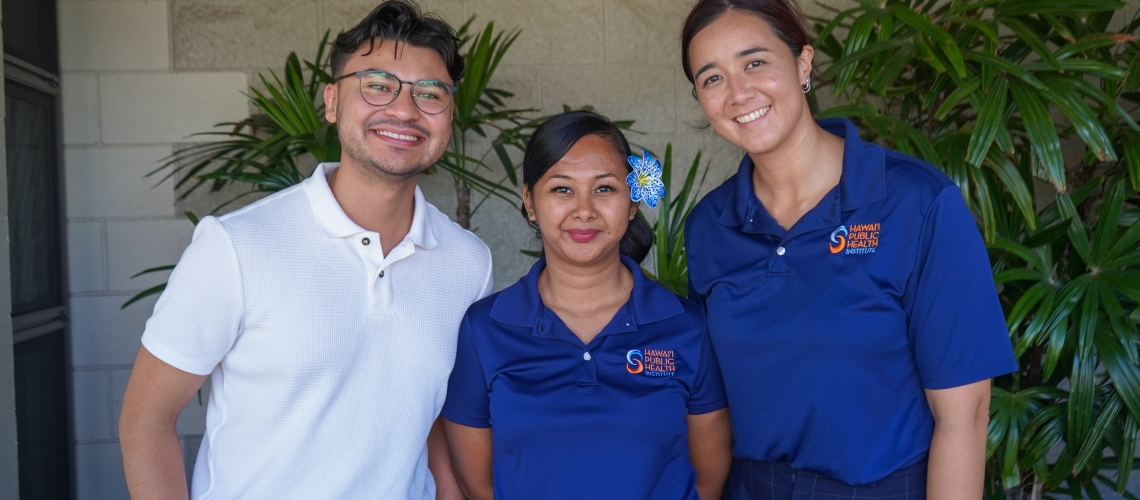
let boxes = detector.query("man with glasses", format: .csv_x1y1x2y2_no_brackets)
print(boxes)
118,1,490,498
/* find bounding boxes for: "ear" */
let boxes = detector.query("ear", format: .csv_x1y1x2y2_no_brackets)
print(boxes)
522,186,536,221
797,45,815,83
324,83,339,124
629,202,640,220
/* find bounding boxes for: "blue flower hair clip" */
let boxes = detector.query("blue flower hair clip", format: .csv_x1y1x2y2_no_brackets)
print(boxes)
627,151,666,209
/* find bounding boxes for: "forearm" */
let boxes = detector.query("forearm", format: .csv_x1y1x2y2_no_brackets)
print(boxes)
688,409,732,500
120,347,206,500
442,420,494,500
428,417,465,500
925,382,990,500
120,418,189,500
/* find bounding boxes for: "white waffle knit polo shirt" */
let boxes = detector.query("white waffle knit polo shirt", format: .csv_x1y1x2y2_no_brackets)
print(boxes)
141,163,493,499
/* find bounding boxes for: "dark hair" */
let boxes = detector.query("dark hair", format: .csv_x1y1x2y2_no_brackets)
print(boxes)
520,111,653,264
680,0,814,84
331,0,465,83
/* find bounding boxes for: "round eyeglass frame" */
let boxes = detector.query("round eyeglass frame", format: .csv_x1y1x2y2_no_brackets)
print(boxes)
333,70,457,115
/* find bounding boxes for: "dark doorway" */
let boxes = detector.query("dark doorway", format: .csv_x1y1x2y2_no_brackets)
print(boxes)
4,0,72,496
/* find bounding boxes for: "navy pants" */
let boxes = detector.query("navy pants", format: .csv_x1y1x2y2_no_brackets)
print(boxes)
722,459,927,500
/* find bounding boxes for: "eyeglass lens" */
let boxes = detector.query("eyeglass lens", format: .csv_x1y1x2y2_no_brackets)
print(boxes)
359,72,452,115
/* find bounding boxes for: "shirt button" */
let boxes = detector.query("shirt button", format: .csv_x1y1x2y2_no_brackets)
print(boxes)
582,352,592,361
378,270,385,278
361,237,371,246
776,246,786,256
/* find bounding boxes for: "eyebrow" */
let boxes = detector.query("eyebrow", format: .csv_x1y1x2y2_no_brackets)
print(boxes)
693,47,771,80
549,173,618,180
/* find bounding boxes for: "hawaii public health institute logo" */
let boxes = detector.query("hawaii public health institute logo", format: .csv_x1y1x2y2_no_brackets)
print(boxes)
830,223,880,255
626,349,676,377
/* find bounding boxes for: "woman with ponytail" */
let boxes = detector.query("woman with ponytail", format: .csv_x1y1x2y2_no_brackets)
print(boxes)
441,110,732,500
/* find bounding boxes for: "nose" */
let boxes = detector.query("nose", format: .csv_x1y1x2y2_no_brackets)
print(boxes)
727,74,755,104
383,84,421,121
572,191,597,221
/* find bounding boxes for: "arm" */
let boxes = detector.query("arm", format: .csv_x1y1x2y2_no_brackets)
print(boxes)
119,346,207,500
687,408,732,500
924,379,991,500
442,419,494,500
428,416,465,500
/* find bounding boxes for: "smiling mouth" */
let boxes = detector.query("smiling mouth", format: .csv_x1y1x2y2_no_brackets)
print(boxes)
567,229,600,243
735,106,771,124
375,130,423,142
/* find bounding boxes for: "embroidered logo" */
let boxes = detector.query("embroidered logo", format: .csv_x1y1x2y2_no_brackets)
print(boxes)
627,349,676,377
832,223,880,255
626,349,644,374
829,225,847,253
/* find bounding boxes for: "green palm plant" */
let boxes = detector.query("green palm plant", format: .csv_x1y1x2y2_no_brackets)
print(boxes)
435,18,535,228
642,144,710,297
437,19,636,228
153,32,339,211
812,0,1140,496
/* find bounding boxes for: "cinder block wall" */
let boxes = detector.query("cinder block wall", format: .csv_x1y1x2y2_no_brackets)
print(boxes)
57,0,1140,498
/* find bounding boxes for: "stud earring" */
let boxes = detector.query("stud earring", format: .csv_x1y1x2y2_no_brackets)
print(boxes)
801,76,812,94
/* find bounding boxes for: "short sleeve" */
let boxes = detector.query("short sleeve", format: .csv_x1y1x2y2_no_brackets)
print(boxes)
687,326,728,415
904,186,1017,389
140,217,245,376
479,264,494,300
442,314,492,428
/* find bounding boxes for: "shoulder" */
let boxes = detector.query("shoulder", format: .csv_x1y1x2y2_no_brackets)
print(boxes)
425,202,492,263
880,147,958,207
213,182,311,234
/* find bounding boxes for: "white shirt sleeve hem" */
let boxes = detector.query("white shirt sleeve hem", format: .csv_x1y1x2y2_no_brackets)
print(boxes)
141,335,218,376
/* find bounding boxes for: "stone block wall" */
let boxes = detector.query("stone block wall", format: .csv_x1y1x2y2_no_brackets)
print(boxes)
59,1,246,496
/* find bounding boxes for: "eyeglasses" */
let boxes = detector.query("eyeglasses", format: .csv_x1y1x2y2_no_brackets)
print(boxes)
333,70,456,115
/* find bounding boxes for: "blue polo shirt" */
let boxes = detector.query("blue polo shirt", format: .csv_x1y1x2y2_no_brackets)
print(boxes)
443,255,727,499
685,117,1017,486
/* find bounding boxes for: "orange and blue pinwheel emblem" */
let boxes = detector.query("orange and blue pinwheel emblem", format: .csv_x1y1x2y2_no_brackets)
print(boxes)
627,151,666,209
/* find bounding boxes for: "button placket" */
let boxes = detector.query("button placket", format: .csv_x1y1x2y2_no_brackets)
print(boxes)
767,235,792,276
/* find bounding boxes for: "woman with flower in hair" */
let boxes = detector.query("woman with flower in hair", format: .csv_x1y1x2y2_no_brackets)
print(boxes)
442,110,732,500
679,0,1017,498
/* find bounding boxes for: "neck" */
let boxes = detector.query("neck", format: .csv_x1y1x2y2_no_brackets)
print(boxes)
538,251,631,313
327,159,418,255
746,110,844,217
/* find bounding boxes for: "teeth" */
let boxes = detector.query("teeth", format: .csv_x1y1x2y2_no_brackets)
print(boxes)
377,130,420,141
735,106,771,124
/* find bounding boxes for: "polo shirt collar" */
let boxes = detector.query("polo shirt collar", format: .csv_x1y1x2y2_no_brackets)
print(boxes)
304,163,438,249
489,255,684,332
718,117,887,229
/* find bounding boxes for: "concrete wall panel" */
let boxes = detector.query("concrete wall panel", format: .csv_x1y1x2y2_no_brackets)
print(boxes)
487,66,541,112
106,219,195,292
75,443,129,500
61,73,101,146
66,146,176,219
542,65,676,133
68,222,106,293
606,0,692,66
72,371,112,442
99,72,249,144
59,0,171,72
172,0,319,70
467,0,605,65
70,295,156,368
